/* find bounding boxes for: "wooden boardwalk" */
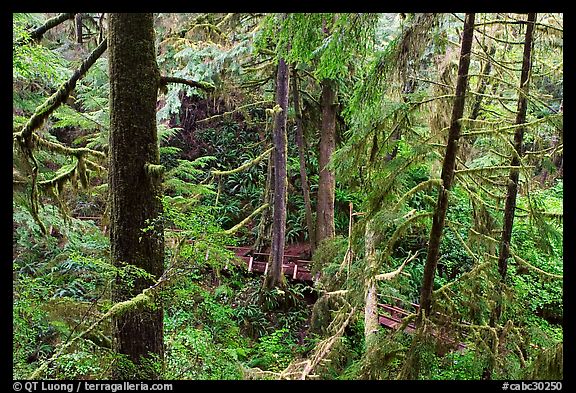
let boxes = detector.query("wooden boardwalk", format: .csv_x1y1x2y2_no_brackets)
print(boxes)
228,246,414,332
72,219,465,349
228,246,314,282
229,245,466,350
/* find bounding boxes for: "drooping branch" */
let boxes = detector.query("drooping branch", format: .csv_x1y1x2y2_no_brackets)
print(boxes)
196,100,275,124
512,254,562,280
211,147,273,176
159,75,215,92
15,38,108,148
297,306,357,380
375,251,419,281
392,179,443,212
223,203,270,235
30,133,106,160
29,282,161,379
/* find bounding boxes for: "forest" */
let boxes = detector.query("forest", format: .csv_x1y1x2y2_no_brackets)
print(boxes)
12,13,563,381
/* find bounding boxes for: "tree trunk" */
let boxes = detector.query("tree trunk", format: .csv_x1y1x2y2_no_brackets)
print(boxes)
291,66,316,252
480,16,537,380
418,13,475,323
470,44,496,120
264,57,290,289
315,79,337,246
496,12,536,287
364,219,379,347
108,13,164,379
254,154,274,253
75,13,83,44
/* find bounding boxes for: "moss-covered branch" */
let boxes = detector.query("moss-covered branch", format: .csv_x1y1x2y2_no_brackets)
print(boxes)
16,13,76,45
375,251,419,281
512,254,563,280
446,220,481,264
159,75,215,92
297,306,357,380
223,203,269,235
196,100,275,124
29,286,157,379
144,162,165,177
434,260,493,299
392,179,443,212
383,212,434,260
15,39,108,148
38,160,79,190
212,147,273,176
455,165,531,175
30,133,106,160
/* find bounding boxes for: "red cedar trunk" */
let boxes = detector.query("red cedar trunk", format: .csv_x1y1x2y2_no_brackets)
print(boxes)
418,13,475,322
291,67,316,251
265,57,290,289
316,79,337,246
108,13,164,378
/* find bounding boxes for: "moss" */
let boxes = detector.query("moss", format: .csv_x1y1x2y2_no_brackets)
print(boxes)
144,162,165,181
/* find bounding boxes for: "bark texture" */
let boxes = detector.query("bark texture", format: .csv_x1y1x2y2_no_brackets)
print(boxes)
364,219,379,345
315,79,337,246
108,13,164,379
264,58,290,289
418,13,475,322
291,67,315,251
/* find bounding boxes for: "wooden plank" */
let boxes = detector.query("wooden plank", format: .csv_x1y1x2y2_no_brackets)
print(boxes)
378,303,412,317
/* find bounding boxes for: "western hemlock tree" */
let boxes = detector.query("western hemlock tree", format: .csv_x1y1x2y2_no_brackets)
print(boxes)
264,56,290,289
483,12,537,381
418,13,476,322
496,12,536,293
316,78,337,246
108,13,164,378
291,66,315,251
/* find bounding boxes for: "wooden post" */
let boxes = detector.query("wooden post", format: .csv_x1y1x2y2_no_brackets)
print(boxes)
264,262,269,275
293,264,298,280
248,256,253,272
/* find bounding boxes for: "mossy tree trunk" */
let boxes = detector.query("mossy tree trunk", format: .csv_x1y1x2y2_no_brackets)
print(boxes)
315,79,337,246
291,66,316,252
363,219,379,347
496,12,536,292
254,153,274,253
418,13,475,323
264,57,289,289
108,13,164,379
483,12,536,381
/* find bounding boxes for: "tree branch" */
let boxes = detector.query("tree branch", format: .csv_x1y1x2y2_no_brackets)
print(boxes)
15,38,108,148
212,147,273,176
16,13,76,45
223,203,270,235
159,75,215,92
375,251,419,281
